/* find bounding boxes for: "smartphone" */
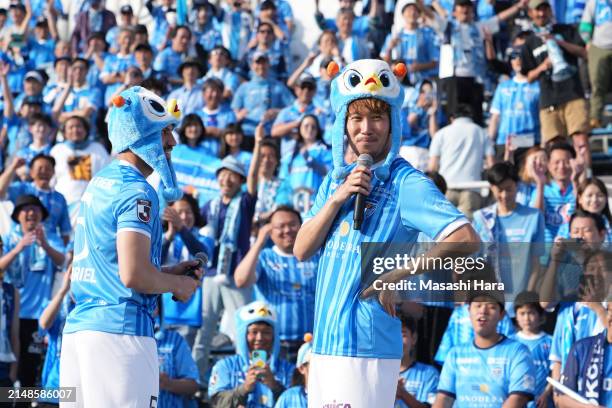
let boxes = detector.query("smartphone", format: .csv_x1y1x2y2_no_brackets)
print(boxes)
251,350,267,369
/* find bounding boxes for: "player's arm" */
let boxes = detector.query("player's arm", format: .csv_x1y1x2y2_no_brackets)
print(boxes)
0,157,25,199
160,375,199,396
557,396,604,408
39,265,71,330
235,224,271,288
117,231,198,301
294,166,371,261
432,393,454,408
502,393,530,407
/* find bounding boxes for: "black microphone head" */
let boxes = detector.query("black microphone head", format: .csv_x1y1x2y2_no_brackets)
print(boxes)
194,252,208,267
356,154,373,168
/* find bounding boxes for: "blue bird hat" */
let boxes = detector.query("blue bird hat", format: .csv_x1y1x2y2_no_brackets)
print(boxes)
108,86,183,201
327,59,406,181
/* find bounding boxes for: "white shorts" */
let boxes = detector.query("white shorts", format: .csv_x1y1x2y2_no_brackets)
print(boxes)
308,354,400,408
60,330,159,408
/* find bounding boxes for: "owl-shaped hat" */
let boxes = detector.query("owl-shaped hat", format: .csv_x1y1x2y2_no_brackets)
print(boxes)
235,300,280,369
108,86,183,201
328,59,406,181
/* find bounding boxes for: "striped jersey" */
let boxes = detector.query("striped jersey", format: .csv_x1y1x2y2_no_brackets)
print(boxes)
490,77,540,145
437,336,536,407
435,304,516,364
529,181,575,242
396,362,440,407
510,332,552,408
254,246,319,341
64,161,162,337
305,158,467,358
275,386,307,408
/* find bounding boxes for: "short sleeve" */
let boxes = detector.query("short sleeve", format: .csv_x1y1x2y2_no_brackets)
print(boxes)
231,85,245,110
173,335,200,382
549,311,565,363
399,173,467,240
437,347,457,398
303,173,333,223
272,107,290,127
379,34,393,58
507,344,536,398
208,358,233,396
434,310,457,364
114,184,157,239
429,130,442,157
490,86,503,114
422,367,440,404
534,212,545,245
58,195,72,236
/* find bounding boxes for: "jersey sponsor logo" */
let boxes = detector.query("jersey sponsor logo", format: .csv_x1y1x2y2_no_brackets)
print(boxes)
322,401,352,408
137,199,152,223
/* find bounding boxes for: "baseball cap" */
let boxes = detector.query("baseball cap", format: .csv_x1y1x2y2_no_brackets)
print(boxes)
252,51,269,62
297,74,316,88
120,4,133,14
216,156,247,178
528,0,550,8
24,70,44,83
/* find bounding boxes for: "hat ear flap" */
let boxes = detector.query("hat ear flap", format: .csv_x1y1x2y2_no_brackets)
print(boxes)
327,61,340,78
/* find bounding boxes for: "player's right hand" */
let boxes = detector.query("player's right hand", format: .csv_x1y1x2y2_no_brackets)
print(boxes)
171,275,200,302
332,166,372,204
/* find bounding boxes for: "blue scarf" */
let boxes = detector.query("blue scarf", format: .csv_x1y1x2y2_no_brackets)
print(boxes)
447,20,485,82
205,194,242,278
65,139,91,151
255,178,282,222
580,331,606,404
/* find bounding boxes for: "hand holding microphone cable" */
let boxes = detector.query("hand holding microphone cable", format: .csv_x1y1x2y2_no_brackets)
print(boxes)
172,251,207,301
353,154,373,231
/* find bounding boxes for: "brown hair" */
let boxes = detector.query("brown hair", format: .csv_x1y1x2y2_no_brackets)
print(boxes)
519,146,545,183
347,98,391,117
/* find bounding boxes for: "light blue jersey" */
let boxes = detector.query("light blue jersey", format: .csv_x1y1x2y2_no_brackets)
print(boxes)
435,304,516,364
254,246,318,341
437,336,536,407
380,27,439,83
472,204,545,297
64,161,162,337
510,332,553,408
101,54,137,105
395,362,439,407
530,182,575,242
156,329,200,408
172,144,221,207
490,78,540,145
305,158,467,358
275,386,307,408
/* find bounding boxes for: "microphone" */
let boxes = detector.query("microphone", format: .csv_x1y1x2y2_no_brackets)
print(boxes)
172,252,208,301
353,154,373,231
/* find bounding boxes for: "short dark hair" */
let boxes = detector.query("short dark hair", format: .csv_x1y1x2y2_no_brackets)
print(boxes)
514,291,544,315
546,142,576,159
453,103,473,119
260,0,277,11
170,25,191,39
425,171,447,195
269,205,302,224
141,78,167,95
174,193,203,228
178,114,206,145
27,113,53,128
487,162,519,186
203,78,224,92
398,313,417,334
134,43,153,54
30,153,56,168
570,209,606,232
71,57,90,67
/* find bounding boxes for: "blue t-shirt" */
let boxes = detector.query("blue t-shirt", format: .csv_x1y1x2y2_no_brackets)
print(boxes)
172,144,221,207
3,115,31,155
254,246,318,341
305,158,466,358
156,329,200,408
561,332,611,407
275,385,307,408
168,84,204,116
153,48,186,84
273,102,326,160
511,332,553,408
231,77,294,136
27,38,56,69
396,362,440,407
15,143,52,166
64,161,162,337
435,304,516,364
530,182,575,242
490,77,540,145
196,106,237,155
380,27,439,83
438,336,536,407
209,354,294,408
101,54,136,105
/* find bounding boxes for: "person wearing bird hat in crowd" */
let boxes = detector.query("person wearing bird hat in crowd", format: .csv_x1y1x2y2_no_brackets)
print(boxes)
208,300,294,407
293,58,480,407
275,333,313,408
59,87,203,407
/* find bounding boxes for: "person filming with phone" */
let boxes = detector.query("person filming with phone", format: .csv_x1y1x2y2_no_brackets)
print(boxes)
208,300,294,407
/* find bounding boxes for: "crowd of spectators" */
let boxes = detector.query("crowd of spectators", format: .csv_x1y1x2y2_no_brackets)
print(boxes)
0,0,609,406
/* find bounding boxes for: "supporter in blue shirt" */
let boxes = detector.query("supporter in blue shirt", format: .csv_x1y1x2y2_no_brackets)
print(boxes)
217,0,254,61
146,0,175,51
0,195,65,389
253,139,291,224
238,22,288,82
0,154,71,246
232,52,294,139
558,302,611,408
515,146,548,206
531,143,579,242
191,2,223,52
315,0,371,37
488,48,541,152
100,28,136,106
38,265,74,405
381,0,438,84
510,292,553,408
472,162,545,299
27,18,57,72
275,334,312,408
278,115,332,217
235,206,319,354
172,114,221,207
208,301,294,407
196,78,236,154
134,43,160,82
168,57,204,116
220,124,253,170
395,313,440,407
153,25,193,88
434,292,536,407
83,32,108,96
11,69,50,117
160,194,213,348
254,0,294,41
105,5,136,54
14,113,53,168
203,46,241,102
335,8,370,63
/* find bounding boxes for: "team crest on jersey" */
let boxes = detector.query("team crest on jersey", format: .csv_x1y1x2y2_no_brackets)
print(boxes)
364,199,378,218
137,199,152,223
